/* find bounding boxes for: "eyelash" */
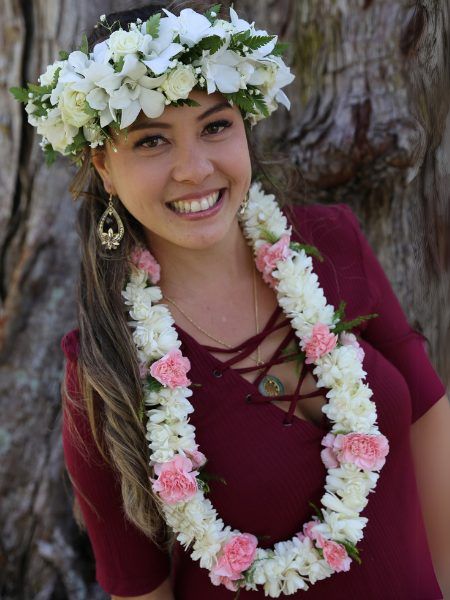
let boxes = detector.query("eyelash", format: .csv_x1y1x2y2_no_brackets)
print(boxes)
135,119,232,149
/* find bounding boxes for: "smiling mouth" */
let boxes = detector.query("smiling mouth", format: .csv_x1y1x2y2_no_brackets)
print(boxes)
167,190,223,214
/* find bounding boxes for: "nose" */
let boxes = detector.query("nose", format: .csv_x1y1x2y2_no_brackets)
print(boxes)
171,141,215,184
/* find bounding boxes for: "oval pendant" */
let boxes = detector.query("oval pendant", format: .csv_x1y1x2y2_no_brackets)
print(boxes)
258,375,285,397
97,202,124,250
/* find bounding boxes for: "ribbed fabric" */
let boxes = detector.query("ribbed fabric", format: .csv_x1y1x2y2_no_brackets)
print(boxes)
61,203,446,599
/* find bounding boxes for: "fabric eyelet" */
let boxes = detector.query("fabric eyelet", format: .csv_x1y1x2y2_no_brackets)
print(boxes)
283,419,293,426
245,394,252,403
212,369,223,378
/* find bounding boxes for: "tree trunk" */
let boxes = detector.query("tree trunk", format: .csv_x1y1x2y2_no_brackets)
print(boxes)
1,1,448,598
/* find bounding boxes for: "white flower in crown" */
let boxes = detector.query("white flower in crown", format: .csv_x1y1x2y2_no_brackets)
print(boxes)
108,55,167,128
39,60,66,86
161,65,197,101
36,107,77,154
107,29,153,59
200,44,244,95
162,7,225,47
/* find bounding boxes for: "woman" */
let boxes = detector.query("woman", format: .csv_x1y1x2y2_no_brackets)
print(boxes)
13,1,450,598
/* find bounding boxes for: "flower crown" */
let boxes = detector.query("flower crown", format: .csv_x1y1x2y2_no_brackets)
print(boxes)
10,4,295,165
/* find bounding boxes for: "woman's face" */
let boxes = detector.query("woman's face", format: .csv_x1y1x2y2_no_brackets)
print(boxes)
92,90,252,252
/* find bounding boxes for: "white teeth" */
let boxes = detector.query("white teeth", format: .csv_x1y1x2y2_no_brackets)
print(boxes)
169,191,221,214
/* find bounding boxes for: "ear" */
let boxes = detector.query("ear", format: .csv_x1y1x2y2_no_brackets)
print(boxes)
91,149,116,195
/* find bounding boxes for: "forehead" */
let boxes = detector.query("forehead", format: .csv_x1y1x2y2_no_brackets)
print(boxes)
127,90,237,131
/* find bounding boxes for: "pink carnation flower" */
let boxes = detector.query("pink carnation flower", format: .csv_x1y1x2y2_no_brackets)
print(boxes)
340,331,365,362
184,445,207,469
320,432,340,469
130,247,161,283
301,517,326,548
255,234,291,288
151,455,198,504
304,323,338,364
150,349,191,389
321,432,389,471
322,540,352,572
210,533,258,590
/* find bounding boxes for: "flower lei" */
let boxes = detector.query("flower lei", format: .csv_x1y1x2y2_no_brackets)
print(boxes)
122,182,389,597
10,5,294,165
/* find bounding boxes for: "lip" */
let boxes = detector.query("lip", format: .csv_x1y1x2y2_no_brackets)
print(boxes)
168,188,224,203
167,189,226,221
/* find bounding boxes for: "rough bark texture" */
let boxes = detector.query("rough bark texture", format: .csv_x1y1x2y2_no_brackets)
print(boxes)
0,1,448,598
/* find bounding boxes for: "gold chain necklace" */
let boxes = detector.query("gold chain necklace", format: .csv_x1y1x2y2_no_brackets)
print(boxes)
163,263,264,367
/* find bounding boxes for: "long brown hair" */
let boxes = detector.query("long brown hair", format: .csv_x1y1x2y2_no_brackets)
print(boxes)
62,0,302,550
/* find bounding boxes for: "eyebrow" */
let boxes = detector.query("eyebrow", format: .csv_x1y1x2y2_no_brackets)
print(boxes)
127,101,233,131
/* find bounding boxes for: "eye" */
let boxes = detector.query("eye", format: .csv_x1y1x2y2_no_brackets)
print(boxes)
135,135,166,149
203,119,232,135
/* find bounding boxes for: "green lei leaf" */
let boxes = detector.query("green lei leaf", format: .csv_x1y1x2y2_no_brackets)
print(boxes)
59,50,70,60
227,89,258,114
9,86,29,103
44,144,58,166
271,41,290,57
144,374,164,393
197,34,226,55
146,13,161,38
113,55,125,73
259,227,279,244
252,95,270,118
332,312,379,335
80,33,89,56
205,3,221,23
172,97,201,107
308,501,324,521
28,82,53,96
64,130,87,155
341,540,362,564
289,241,324,262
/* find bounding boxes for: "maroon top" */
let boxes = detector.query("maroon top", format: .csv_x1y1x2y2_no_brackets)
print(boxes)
61,203,446,599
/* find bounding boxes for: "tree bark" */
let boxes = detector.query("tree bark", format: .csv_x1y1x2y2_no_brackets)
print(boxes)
1,1,448,598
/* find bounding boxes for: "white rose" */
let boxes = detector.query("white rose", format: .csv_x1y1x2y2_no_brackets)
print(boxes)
58,84,92,127
108,29,147,59
161,65,197,101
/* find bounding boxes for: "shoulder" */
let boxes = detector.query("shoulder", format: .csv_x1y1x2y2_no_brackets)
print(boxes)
286,201,363,244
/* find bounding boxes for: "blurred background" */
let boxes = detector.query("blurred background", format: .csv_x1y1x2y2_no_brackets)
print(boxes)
1,0,449,598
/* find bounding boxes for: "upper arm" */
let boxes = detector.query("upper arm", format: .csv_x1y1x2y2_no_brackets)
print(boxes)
410,395,450,576
61,331,171,597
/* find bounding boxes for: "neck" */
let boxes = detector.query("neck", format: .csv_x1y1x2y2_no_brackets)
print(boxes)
146,220,254,300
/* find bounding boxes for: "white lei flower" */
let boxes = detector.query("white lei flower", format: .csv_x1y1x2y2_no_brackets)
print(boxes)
122,184,389,596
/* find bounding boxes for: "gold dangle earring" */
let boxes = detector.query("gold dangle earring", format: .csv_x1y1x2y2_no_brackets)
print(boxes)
239,191,249,216
97,193,125,250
